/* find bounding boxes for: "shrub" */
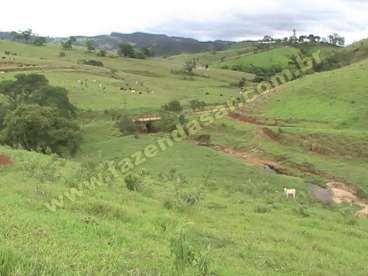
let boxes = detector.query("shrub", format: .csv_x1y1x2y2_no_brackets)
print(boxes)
153,112,182,132
162,100,183,112
118,43,135,58
78,59,104,67
0,73,77,118
2,104,81,156
170,226,214,275
254,205,271,213
96,50,107,57
195,134,211,146
238,77,247,88
117,115,136,135
125,174,142,191
190,99,206,111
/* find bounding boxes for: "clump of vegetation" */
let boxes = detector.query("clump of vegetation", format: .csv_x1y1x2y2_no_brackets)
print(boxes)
162,100,183,112
125,174,143,191
96,50,107,57
189,99,206,111
154,112,182,132
85,40,95,51
194,134,211,147
61,37,76,50
170,225,215,275
2,104,81,156
78,59,104,67
0,74,80,156
244,64,283,82
117,44,153,59
117,115,137,135
10,29,47,46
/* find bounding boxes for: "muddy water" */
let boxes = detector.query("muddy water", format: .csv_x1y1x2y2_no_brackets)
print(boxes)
308,184,334,204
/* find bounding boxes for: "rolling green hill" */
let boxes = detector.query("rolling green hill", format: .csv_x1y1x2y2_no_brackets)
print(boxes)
216,47,301,71
1,38,368,275
259,58,368,129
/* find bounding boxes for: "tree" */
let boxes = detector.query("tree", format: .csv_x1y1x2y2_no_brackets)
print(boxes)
190,100,206,111
298,35,306,43
117,115,136,135
33,36,47,46
184,59,196,74
86,40,95,51
61,37,75,50
97,50,107,57
162,100,183,112
118,43,135,57
142,47,154,57
61,40,72,50
328,33,345,47
22,29,33,41
0,95,10,129
2,104,81,156
0,74,76,118
308,34,315,43
238,77,247,88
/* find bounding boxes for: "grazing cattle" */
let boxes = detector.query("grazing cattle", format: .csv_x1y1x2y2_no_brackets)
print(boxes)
284,188,296,199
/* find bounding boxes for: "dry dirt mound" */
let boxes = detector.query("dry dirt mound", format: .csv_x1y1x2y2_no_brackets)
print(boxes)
327,182,368,217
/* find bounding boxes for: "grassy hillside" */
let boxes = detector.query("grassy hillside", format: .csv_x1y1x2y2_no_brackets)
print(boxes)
215,47,301,71
1,38,368,275
258,58,368,129
224,40,368,205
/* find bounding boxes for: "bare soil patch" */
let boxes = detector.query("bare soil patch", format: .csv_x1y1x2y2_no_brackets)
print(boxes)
0,154,13,166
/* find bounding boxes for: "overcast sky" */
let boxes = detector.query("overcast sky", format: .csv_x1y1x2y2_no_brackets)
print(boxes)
1,0,367,44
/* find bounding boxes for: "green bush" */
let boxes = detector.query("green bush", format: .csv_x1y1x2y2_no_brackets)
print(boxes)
125,174,142,191
2,104,81,156
154,112,182,132
190,99,206,111
96,50,107,57
117,115,137,135
162,100,183,112
78,59,104,67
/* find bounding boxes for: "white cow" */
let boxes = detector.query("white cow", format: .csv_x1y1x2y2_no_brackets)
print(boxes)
284,188,296,199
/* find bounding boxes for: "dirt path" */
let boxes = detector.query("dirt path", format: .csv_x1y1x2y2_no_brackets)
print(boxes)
212,144,368,217
212,145,282,171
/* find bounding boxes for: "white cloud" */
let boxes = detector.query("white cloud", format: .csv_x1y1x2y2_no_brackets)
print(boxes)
0,0,367,43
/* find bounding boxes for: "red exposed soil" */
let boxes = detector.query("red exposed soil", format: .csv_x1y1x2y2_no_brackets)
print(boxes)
0,154,13,166
212,145,285,173
228,113,259,125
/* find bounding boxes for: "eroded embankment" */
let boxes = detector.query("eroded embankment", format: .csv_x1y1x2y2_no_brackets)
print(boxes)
211,145,368,217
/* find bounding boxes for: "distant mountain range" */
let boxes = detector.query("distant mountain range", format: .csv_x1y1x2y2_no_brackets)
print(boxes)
0,31,234,56
71,32,235,56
